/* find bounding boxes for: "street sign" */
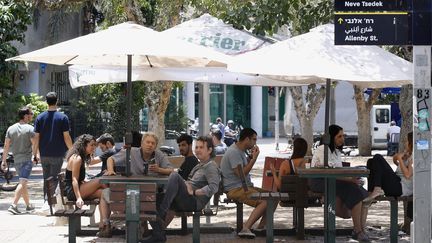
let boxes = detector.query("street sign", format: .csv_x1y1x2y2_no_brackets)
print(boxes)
334,13,411,45
335,0,412,12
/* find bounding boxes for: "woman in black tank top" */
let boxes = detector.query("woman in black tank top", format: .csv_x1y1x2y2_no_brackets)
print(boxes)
64,134,112,237
270,137,308,191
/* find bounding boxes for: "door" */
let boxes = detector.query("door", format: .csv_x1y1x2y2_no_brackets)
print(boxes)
371,105,391,149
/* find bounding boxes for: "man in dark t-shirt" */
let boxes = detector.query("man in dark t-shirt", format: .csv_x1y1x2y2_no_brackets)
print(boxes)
34,92,73,202
89,133,118,177
176,134,198,180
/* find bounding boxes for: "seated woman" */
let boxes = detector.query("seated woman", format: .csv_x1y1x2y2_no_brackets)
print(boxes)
63,134,111,237
270,137,308,190
142,136,221,243
365,132,413,202
309,124,369,241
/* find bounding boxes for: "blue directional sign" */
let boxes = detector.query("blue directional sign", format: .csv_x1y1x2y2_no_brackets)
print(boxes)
335,13,411,45
335,0,412,12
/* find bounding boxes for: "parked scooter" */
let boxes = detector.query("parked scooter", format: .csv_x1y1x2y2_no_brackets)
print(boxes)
0,149,18,191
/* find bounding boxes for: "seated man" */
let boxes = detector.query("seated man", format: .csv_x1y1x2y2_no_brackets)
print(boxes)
211,130,227,155
89,133,119,177
221,128,272,239
104,132,173,238
176,134,199,180
142,136,221,243
105,132,173,176
387,121,401,142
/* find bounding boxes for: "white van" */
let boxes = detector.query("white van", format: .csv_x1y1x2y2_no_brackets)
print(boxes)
370,105,391,149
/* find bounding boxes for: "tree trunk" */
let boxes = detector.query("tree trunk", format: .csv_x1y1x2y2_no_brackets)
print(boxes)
146,81,173,146
398,84,413,152
353,85,381,156
289,84,326,155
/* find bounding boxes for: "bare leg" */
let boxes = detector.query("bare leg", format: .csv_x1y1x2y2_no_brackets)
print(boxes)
21,180,30,206
351,202,363,233
12,182,24,205
244,200,267,230
98,195,110,228
256,200,278,228
361,204,369,230
79,179,104,199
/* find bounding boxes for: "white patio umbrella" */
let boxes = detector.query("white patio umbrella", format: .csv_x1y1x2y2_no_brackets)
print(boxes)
229,24,413,243
7,22,230,176
68,65,305,87
230,24,412,88
229,24,412,165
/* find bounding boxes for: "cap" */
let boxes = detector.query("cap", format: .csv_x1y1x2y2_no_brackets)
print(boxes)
227,120,234,124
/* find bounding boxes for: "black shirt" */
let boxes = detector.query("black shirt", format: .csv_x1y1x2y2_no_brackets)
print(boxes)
178,156,199,180
99,148,118,172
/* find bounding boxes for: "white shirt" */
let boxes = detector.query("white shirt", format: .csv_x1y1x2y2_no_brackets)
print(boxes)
387,125,401,142
311,145,343,168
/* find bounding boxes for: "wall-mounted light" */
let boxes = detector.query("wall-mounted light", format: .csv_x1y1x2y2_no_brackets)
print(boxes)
19,73,25,80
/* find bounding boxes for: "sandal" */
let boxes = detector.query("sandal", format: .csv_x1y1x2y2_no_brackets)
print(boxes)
352,230,370,242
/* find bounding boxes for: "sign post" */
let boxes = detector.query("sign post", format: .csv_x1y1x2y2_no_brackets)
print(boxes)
412,1,432,242
335,0,432,242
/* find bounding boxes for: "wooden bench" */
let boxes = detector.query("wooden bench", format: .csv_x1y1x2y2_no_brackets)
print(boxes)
109,182,157,243
375,195,413,243
46,176,97,243
57,173,100,230
279,175,323,239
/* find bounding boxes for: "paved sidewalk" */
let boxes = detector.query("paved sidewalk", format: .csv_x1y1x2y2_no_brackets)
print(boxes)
0,138,411,242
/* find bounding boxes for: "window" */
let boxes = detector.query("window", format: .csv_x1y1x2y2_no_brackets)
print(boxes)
375,108,390,123
50,71,72,105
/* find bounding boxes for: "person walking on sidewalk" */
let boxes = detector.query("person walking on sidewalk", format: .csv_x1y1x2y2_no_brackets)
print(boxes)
33,92,73,206
1,106,37,214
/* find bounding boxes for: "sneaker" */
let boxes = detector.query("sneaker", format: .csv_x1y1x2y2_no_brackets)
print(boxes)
26,204,35,212
238,228,256,239
8,205,21,215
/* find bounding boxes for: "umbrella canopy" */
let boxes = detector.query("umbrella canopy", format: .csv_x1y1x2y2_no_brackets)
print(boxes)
68,14,303,87
229,24,412,88
68,65,302,87
7,22,231,176
7,22,228,67
162,13,268,55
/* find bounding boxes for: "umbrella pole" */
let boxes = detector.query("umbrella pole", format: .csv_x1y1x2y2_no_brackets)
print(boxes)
125,54,133,177
323,78,334,243
324,78,331,167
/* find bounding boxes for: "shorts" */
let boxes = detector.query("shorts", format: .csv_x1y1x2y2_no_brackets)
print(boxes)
226,186,268,207
14,161,33,180
64,184,76,201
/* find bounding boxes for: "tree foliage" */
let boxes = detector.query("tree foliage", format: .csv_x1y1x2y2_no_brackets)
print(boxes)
0,0,32,90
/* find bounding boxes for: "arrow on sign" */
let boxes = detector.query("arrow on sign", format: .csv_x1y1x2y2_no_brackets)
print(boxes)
338,18,343,24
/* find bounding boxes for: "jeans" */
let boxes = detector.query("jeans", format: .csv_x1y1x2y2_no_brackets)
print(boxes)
41,156,64,200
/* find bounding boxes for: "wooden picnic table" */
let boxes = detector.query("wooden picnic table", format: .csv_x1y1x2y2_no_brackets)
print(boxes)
99,175,169,243
297,167,369,243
